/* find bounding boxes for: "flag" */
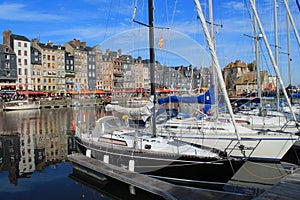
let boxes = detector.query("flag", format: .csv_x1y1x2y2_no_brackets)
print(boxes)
158,34,164,50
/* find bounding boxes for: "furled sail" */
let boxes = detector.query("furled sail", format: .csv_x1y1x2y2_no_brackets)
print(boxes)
105,103,153,121
157,86,215,105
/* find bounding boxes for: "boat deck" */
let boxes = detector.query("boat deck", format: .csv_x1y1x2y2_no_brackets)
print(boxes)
68,153,250,200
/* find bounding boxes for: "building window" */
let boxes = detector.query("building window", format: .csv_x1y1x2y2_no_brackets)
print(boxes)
18,50,21,56
47,55,50,60
24,59,28,65
24,43,28,47
18,68,22,75
24,51,27,56
5,62,10,68
18,42,21,47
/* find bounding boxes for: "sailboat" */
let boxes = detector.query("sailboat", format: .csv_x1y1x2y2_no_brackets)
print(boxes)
74,0,245,189
154,0,299,162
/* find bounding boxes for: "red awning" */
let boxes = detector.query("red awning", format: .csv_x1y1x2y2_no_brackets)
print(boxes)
156,88,171,93
68,90,78,94
17,91,45,95
135,88,145,93
17,91,27,95
95,90,106,94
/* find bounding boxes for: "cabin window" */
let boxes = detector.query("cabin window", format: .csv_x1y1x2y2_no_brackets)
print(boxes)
144,144,151,150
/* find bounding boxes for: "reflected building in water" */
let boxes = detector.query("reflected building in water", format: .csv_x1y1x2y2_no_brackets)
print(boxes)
0,134,20,185
0,107,100,185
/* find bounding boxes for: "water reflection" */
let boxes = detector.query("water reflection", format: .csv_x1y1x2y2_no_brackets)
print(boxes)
0,106,104,186
0,107,298,198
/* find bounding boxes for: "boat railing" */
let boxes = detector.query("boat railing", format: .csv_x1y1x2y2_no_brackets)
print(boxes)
224,139,259,159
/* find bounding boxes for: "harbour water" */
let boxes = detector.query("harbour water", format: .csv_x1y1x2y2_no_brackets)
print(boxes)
0,106,298,199
0,107,108,200
0,106,167,200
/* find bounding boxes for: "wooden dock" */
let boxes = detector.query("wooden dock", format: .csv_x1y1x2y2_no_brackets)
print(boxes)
255,168,300,200
68,153,251,200
39,99,103,109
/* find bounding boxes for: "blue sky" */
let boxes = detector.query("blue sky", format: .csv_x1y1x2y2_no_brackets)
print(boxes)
1,0,299,86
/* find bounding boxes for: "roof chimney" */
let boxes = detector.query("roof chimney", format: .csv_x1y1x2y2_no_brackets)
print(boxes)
3,30,12,46
80,42,86,48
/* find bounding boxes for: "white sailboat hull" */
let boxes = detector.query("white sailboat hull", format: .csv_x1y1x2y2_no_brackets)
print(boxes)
220,113,299,133
3,100,40,111
175,133,297,161
160,118,298,161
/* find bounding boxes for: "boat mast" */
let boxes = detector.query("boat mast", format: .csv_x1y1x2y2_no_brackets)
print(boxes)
286,0,292,88
148,0,157,137
208,0,218,120
253,0,262,116
283,0,300,46
194,0,242,143
274,0,280,111
249,0,298,123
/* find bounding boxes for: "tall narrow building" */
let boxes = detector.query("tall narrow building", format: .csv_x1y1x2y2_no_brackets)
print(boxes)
0,44,17,91
32,38,66,94
64,39,88,92
3,30,31,90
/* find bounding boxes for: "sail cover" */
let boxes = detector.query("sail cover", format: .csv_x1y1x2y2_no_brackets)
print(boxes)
158,86,215,105
105,102,153,121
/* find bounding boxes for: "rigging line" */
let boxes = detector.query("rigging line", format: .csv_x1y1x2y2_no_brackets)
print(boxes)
165,0,178,65
297,0,300,12
165,0,169,26
103,0,113,42
259,39,274,78
115,0,121,36
159,0,170,67
132,0,137,58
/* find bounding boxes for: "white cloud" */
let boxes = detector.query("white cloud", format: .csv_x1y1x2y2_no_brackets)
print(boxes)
223,1,246,12
0,3,64,21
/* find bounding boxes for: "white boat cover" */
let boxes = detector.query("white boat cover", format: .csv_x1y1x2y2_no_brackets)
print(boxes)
105,103,153,121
